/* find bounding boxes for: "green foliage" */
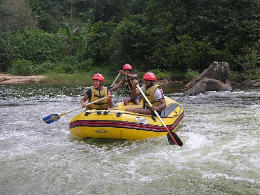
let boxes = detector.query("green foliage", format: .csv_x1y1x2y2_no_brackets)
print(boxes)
43,72,91,86
184,69,200,81
54,56,79,74
236,47,258,71
0,29,67,71
147,69,171,80
165,35,220,72
109,15,154,71
8,59,57,75
170,70,186,81
43,66,113,86
244,71,260,81
0,0,259,80
37,61,56,73
78,21,116,67
0,0,36,31
9,59,36,75
230,69,260,82
37,13,60,32
229,71,246,81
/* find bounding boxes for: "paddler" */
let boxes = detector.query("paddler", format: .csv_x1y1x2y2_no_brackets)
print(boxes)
125,72,166,115
109,64,141,105
81,73,113,110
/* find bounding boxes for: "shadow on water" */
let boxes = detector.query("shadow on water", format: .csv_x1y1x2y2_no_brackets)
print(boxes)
73,137,129,146
70,136,157,149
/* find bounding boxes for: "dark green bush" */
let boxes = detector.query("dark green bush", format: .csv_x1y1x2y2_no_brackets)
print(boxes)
165,35,220,72
0,30,68,72
37,61,56,73
185,69,200,81
9,59,35,75
0,0,258,79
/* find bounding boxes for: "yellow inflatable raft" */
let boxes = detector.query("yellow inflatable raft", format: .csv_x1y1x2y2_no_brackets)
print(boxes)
69,96,184,140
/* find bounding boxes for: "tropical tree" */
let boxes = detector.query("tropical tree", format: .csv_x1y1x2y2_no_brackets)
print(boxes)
0,0,36,31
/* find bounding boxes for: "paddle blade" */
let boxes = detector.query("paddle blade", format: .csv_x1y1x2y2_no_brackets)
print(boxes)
43,114,60,124
167,131,183,146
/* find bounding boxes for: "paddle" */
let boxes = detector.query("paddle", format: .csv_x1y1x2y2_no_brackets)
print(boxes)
136,85,183,146
43,97,107,124
110,72,121,87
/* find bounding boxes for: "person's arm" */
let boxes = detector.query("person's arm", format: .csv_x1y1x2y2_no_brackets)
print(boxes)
150,98,166,111
130,80,140,98
107,91,113,108
109,78,124,92
80,89,91,108
119,70,138,80
80,93,89,108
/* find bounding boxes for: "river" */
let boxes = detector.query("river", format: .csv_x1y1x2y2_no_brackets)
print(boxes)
0,84,259,195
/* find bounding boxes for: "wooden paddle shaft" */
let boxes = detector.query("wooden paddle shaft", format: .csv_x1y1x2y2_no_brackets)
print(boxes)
44,94,109,124
136,85,166,126
110,72,121,87
63,96,108,115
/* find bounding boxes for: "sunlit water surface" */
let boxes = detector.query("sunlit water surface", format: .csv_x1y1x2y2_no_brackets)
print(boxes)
0,84,259,195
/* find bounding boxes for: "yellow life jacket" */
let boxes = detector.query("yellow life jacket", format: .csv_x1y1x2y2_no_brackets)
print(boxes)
88,86,108,110
141,84,162,108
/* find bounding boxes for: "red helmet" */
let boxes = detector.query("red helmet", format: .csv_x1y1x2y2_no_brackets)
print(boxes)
92,73,104,82
143,72,156,81
123,64,132,70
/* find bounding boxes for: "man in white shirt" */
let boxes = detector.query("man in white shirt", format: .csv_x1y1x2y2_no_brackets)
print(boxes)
125,72,166,115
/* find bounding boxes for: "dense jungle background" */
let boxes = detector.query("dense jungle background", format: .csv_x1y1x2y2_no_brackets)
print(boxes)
0,0,259,82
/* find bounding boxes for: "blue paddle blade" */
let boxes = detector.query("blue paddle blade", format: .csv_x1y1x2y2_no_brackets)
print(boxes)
43,114,60,124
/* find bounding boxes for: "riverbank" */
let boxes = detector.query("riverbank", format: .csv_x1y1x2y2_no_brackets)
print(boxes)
0,73,259,87
0,73,185,86
0,74,47,84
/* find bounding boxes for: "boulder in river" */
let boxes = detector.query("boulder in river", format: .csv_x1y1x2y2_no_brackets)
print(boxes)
246,79,260,87
184,61,232,96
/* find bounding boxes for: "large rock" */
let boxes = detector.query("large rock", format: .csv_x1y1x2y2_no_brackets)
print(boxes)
184,61,232,96
246,79,260,87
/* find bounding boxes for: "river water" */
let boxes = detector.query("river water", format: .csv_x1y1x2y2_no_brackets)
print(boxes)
0,84,259,195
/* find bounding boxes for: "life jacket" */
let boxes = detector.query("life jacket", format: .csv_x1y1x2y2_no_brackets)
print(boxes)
88,86,108,110
141,84,162,108
124,76,134,93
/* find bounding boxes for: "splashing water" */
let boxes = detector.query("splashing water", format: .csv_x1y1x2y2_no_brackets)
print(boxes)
0,85,259,194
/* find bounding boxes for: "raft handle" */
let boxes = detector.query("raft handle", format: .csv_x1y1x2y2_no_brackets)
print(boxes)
103,111,109,115
116,112,122,117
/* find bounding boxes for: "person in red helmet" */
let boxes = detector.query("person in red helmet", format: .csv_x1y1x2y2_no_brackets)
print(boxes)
110,64,140,105
81,73,113,110
125,72,166,115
